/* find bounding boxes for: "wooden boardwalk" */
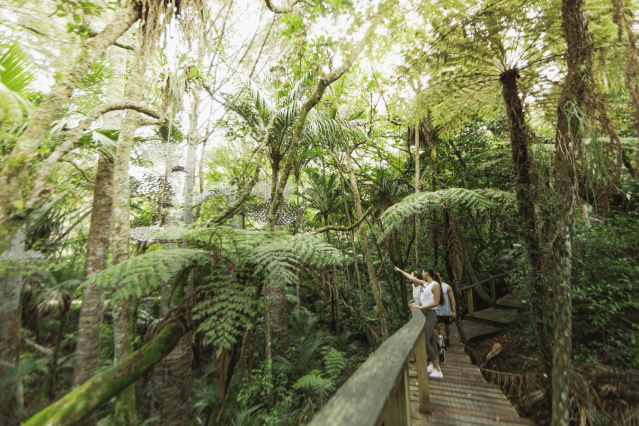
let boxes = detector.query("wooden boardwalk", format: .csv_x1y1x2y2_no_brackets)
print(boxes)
408,295,532,426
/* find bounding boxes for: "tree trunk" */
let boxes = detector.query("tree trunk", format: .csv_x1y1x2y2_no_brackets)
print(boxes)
0,3,141,254
0,227,26,425
414,122,421,267
263,280,274,405
345,149,389,341
622,13,639,176
337,171,365,312
499,68,552,372
149,276,193,426
111,38,151,425
552,0,594,422
74,40,126,394
184,95,201,224
23,320,187,426
46,310,67,401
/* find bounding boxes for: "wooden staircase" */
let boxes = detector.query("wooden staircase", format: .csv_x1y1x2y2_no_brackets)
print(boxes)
408,323,532,425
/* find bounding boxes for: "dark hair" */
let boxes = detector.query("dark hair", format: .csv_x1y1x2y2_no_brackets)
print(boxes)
411,271,423,281
435,271,444,282
424,267,445,305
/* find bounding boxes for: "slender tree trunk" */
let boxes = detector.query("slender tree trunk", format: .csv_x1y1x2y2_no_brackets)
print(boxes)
74,42,126,396
499,68,552,372
414,122,420,267
0,227,26,425
337,171,364,312
0,3,141,254
345,148,389,341
551,0,594,422
263,280,274,405
46,310,68,401
111,38,150,425
184,95,201,224
426,120,439,267
195,138,208,221
622,13,639,176
392,231,409,316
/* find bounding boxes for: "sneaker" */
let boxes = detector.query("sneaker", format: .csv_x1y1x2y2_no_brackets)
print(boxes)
439,347,446,363
445,338,450,347
429,368,444,379
427,363,434,373
439,335,444,348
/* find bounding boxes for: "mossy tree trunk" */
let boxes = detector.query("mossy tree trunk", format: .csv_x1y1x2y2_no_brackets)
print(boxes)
552,0,593,422
184,95,201,224
499,68,553,373
111,36,151,425
74,41,126,398
0,2,141,254
0,227,26,425
345,148,389,341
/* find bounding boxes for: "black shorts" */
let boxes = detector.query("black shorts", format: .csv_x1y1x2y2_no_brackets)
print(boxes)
437,315,453,325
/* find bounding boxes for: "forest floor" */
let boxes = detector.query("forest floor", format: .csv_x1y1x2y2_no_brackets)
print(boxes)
471,330,551,425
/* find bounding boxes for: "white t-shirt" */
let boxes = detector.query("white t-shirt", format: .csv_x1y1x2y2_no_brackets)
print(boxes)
412,285,423,305
420,281,438,310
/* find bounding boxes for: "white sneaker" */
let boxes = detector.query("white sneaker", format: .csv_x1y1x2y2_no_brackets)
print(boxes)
439,335,444,349
427,363,434,373
429,368,444,379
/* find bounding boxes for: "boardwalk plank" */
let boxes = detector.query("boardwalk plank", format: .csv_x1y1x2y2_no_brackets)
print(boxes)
409,318,530,426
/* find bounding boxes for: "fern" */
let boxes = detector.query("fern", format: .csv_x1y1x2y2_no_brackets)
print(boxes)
379,188,496,237
194,263,256,357
83,249,210,300
187,227,345,288
292,370,335,397
323,347,347,377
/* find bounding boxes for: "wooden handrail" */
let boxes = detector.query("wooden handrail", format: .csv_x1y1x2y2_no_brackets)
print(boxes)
308,307,430,426
459,268,517,291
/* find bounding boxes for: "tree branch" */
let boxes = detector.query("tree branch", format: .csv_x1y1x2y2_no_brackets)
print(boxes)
313,205,373,234
205,115,278,227
26,101,163,211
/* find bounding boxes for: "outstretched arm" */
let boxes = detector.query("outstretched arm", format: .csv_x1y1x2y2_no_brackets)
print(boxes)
394,266,426,285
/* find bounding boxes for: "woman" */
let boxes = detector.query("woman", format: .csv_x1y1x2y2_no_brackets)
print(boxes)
408,271,423,306
394,266,444,378
434,271,456,360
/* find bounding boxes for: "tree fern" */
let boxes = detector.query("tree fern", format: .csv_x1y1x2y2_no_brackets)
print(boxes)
194,263,257,357
323,347,347,377
379,188,496,237
83,249,210,300
292,370,335,397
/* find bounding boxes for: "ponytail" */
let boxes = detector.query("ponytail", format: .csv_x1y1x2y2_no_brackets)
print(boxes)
424,267,445,306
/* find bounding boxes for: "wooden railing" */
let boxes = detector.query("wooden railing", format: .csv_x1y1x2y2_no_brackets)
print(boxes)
308,307,431,426
459,269,516,314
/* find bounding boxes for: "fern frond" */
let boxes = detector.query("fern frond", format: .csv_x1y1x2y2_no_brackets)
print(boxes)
380,188,496,237
323,348,347,377
84,249,209,300
292,370,335,397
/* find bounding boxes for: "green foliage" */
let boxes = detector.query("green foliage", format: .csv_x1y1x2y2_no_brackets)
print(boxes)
572,213,639,367
379,188,496,237
292,370,335,397
188,227,345,287
323,347,347,377
0,39,34,121
84,249,210,300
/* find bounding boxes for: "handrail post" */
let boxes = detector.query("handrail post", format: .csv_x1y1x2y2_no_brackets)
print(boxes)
381,364,412,426
467,288,474,315
414,332,431,413
490,279,496,303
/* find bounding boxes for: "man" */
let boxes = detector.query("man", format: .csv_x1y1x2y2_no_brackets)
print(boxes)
435,271,456,361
